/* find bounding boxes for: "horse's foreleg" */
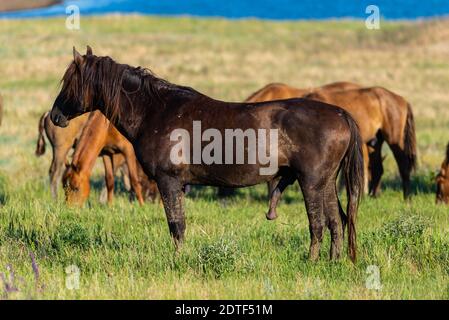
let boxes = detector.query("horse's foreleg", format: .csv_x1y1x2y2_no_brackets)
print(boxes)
111,154,131,191
123,149,144,205
390,144,412,199
102,155,115,204
368,137,384,197
266,175,295,220
362,144,369,194
157,174,186,250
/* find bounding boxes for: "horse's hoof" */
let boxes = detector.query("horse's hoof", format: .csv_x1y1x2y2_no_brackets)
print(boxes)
266,210,277,220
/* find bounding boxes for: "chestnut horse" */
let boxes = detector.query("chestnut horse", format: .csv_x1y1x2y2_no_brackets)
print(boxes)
50,47,364,261
35,111,90,198
63,110,158,206
436,143,449,204
246,83,416,199
305,87,416,199
245,81,361,103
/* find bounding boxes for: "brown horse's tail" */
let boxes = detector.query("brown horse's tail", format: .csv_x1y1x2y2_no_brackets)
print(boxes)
342,112,364,263
35,111,48,156
404,103,417,172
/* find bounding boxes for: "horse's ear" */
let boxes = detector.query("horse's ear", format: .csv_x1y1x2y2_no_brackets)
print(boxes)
121,69,141,93
86,45,93,56
73,46,83,65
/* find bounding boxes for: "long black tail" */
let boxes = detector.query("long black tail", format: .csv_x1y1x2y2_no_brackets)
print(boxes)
35,111,48,156
404,103,417,172
342,113,364,263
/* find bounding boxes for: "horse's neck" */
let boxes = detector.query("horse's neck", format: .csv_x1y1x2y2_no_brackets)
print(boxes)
112,81,200,142
72,118,109,175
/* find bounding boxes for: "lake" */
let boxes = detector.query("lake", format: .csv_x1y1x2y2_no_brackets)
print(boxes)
1,0,449,20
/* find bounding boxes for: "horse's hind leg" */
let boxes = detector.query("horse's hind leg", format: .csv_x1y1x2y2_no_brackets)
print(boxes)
49,145,69,199
298,176,326,261
324,180,344,260
266,174,295,220
267,176,281,200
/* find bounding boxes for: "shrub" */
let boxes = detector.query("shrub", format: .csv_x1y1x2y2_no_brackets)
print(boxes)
382,214,430,239
52,222,91,250
197,238,240,278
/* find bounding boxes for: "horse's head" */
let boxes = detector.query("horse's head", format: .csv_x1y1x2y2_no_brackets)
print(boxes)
436,144,449,205
51,46,95,127
63,163,90,206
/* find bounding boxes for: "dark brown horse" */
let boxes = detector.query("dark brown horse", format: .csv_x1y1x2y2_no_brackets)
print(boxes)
50,47,364,262
63,110,158,206
305,87,416,199
436,143,449,204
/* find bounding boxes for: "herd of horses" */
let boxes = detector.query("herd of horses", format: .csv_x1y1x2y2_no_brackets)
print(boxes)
2,46,449,263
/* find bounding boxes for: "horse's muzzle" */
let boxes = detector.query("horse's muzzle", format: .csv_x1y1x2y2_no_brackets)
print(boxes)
50,107,69,128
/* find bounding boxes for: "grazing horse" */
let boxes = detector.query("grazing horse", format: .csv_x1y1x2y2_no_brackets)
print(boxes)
63,110,158,206
35,111,90,198
245,81,361,103
50,47,364,261
436,143,449,204
305,87,416,199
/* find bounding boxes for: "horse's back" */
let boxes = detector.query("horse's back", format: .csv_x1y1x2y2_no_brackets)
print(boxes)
245,83,309,103
44,110,89,147
305,88,384,142
318,81,362,93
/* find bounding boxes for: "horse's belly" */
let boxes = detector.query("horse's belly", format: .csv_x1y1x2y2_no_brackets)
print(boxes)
188,164,277,187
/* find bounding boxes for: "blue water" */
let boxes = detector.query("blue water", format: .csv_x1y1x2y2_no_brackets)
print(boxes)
1,0,449,20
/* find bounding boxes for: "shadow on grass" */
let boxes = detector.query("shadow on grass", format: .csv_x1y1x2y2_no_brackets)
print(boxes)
89,175,133,196
185,183,301,204
378,173,436,196
185,173,436,203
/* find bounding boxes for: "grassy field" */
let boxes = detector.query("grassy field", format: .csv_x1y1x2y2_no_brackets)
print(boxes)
1,16,449,299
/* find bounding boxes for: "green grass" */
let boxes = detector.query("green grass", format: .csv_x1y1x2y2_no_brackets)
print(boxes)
1,15,449,299
1,178,449,299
